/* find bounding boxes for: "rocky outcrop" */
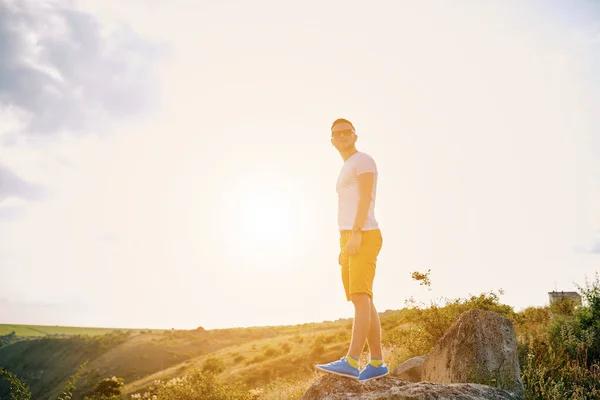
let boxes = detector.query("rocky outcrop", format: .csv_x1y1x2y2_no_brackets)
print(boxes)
302,375,523,399
422,309,524,397
392,355,425,382
304,309,525,399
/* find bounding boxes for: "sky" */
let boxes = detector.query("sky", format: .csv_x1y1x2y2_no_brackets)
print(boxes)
1,0,599,330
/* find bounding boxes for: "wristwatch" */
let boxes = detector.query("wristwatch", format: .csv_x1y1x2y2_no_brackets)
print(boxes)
352,225,362,233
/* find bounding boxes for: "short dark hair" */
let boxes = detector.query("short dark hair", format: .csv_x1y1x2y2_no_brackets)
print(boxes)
331,118,355,131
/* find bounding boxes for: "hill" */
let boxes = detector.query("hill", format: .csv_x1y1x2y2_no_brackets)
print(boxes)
0,318,356,399
3,284,600,400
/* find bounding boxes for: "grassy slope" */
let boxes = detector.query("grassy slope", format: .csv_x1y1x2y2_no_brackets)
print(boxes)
0,320,353,400
122,326,350,397
2,305,561,399
120,314,411,397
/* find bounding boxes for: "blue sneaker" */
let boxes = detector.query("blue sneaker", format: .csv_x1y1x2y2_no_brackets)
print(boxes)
315,357,360,379
359,363,389,382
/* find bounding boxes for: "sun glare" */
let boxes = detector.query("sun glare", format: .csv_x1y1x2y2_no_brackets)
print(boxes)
216,172,299,255
237,188,292,245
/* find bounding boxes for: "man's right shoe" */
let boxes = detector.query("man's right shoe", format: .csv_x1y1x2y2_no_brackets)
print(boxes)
358,363,389,382
315,357,360,379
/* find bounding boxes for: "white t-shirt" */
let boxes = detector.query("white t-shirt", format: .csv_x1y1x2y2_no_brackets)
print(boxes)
336,151,379,231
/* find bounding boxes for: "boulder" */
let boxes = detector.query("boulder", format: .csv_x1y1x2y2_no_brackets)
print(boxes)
392,355,426,382
302,375,524,399
422,309,524,397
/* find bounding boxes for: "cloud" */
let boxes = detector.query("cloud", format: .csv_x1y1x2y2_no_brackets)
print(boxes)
591,239,600,254
0,162,47,202
0,206,24,221
0,0,164,135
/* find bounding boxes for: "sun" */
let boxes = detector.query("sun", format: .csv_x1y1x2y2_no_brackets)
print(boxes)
237,188,293,245
216,173,299,253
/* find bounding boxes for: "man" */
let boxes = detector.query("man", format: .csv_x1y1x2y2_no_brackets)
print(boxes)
315,118,389,382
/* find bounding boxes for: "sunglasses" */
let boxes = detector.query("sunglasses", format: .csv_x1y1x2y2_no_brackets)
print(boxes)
331,129,355,138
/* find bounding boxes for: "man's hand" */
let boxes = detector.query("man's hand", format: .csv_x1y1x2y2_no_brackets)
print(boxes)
346,232,362,256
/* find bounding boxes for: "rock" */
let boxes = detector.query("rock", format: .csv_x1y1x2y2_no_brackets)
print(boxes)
302,375,524,399
392,355,426,382
422,309,524,397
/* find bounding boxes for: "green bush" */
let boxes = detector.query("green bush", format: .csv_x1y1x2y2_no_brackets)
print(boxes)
519,273,600,399
91,376,124,397
516,306,550,326
0,367,32,400
1,362,87,400
0,331,18,348
383,289,514,358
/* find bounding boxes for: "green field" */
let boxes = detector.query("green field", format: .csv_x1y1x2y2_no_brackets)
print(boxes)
0,323,152,337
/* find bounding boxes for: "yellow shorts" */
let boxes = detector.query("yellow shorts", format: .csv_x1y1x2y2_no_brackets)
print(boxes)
339,229,383,301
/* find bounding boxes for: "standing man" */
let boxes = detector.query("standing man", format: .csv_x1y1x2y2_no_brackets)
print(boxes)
315,118,389,382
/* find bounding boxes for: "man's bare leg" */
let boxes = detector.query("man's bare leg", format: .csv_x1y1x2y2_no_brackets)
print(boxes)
366,301,383,360
348,293,372,360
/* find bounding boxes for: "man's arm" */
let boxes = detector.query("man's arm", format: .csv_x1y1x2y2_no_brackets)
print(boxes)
353,172,374,230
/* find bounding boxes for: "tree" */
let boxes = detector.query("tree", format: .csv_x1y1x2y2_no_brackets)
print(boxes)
94,376,124,397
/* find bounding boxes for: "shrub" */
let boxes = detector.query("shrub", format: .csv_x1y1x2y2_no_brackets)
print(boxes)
245,354,266,365
519,273,600,399
0,367,32,400
56,362,87,400
202,357,225,374
516,306,550,326
263,346,280,357
280,342,292,354
520,326,600,399
1,362,87,400
0,331,17,348
549,297,578,316
93,376,124,397
383,290,513,358
233,354,246,363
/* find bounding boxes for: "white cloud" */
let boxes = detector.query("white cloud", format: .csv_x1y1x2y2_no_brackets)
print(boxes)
0,0,164,135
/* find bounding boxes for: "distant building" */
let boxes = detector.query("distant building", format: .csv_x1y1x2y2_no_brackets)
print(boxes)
548,291,582,307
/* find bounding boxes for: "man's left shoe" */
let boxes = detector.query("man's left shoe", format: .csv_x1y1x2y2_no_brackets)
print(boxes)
358,363,389,382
